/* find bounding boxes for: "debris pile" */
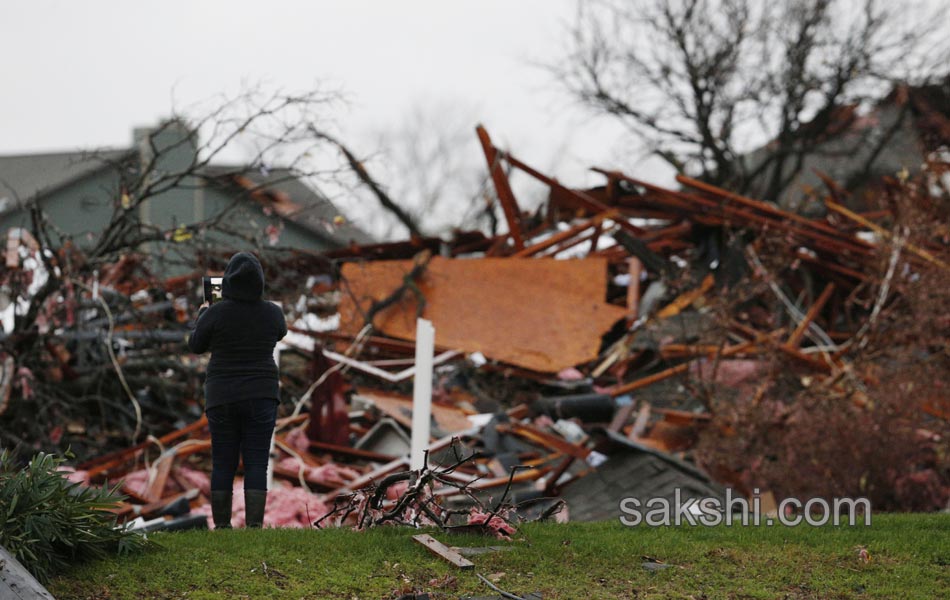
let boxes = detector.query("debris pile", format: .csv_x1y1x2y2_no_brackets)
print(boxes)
7,124,950,527
0,240,207,455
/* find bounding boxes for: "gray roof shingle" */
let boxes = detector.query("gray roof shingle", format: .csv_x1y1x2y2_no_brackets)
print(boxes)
0,148,372,245
0,148,132,208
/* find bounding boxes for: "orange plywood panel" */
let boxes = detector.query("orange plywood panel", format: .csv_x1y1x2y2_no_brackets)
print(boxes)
339,257,627,373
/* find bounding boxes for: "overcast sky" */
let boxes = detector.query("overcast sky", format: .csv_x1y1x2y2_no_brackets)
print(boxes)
0,1,660,201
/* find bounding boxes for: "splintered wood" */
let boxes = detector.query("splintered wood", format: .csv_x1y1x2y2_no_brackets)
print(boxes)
412,534,475,569
338,256,628,372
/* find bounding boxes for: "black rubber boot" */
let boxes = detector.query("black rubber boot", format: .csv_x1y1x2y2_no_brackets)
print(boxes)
244,489,267,528
210,490,232,530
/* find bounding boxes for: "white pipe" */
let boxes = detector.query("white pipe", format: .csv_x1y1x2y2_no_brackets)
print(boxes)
321,347,460,383
410,318,435,471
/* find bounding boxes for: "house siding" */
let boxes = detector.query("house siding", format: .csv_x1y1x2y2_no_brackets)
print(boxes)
0,173,335,251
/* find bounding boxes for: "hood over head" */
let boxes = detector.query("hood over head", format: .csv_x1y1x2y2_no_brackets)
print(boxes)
221,252,265,301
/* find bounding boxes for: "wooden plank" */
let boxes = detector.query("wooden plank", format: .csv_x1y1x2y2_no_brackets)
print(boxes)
144,453,173,503
733,322,835,373
654,407,712,425
659,344,724,359
629,402,651,439
356,389,475,434
507,423,591,459
476,125,524,250
271,464,339,490
786,282,835,347
506,403,530,420
825,199,949,270
609,338,762,397
610,170,874,257
506,154,647,238
116,489,200,520
306,439,397,463
120,482,152,504
793,249,869,282
413,534,475,570
677,174,872,247
543,454,576,495
538,227,603,258
608,401,636,433
0,544,57,599
656,274,714,319
81,414,209,476
512,211,616,258
612,230,672,276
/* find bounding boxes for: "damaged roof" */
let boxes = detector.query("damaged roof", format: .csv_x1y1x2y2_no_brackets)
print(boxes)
0,142,372,246
0,148,132,209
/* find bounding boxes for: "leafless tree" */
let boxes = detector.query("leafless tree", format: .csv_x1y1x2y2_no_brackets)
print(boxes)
551,0,950,205
0,87,375,451
334,100,500,241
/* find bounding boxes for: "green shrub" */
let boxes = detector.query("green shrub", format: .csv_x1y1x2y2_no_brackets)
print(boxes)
0,449,150,583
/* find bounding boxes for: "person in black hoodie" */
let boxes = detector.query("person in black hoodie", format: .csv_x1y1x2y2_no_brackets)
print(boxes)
188,252,287,528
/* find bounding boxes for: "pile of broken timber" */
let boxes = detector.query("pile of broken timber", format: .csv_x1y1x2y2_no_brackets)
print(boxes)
67,125,949,527
287,127,948,510
311,126,945,405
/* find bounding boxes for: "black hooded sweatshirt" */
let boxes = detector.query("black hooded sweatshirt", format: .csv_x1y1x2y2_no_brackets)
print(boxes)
188,252,287,409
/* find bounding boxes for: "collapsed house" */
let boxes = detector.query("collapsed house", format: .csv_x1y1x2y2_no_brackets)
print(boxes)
12,119,950,529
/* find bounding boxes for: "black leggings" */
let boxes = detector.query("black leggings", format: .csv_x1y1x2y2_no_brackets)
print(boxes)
207,398,278,491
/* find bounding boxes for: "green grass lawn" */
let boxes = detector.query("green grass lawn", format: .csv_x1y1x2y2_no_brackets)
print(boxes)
50,514,949,599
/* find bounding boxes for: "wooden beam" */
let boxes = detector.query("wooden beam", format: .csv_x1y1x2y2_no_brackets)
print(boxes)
81,414,208,476
544,455,577,495
786,282,835,348
512,211,616,258
613,230,672,276
825,199,950,270
629,402,651,439
676,174,873,249
609,339,761,397
413,534,476,569
144,454,174,502
434,466,551,493
476,125,524,250
506,423,591,459
657,274,714,319
605,170,874,257
307,440,397,463
608,401,636,433
504,153,647,238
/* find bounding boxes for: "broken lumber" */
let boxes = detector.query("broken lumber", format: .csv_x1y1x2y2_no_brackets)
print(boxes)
476,125,525,250
412,534,476,569
786,282,835,348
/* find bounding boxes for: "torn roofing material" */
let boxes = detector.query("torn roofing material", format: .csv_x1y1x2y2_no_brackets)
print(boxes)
338,256,628,373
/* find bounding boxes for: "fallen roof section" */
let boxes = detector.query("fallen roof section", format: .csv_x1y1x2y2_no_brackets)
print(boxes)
338,256,628,373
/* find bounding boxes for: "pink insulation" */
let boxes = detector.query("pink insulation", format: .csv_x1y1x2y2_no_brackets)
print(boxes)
467,508,517,540
119,468,150,496
176,466,212,497
284,427,312,454
57,466,90,486
191,480,330,529
276,456,361,488
385,480,409,501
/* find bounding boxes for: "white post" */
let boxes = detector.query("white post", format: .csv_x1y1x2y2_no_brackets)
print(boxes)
410,318,435,471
